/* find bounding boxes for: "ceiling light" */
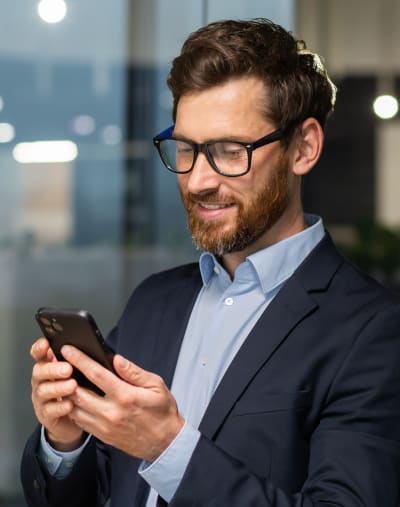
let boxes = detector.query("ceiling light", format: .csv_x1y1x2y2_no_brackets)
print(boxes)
38,0,67,24
71,115,96,136
13,140,78,164
0,123,15,143
101,125,122,145
373,94,399,120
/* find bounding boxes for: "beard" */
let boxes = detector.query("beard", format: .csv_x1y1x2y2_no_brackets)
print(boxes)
179,154,291,257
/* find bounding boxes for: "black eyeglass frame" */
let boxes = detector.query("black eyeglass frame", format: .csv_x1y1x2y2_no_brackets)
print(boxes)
152,125,284,177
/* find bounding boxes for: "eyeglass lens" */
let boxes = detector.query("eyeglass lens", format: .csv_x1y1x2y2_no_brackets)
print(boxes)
159,139,249,175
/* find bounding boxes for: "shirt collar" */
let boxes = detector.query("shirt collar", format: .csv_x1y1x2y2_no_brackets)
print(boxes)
199,214,325,293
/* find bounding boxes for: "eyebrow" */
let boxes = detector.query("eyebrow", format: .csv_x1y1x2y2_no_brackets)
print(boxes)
172,131,253,144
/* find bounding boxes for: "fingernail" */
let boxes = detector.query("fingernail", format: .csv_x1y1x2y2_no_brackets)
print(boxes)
116,355,128,369
59,364,70,375
62,346,72,358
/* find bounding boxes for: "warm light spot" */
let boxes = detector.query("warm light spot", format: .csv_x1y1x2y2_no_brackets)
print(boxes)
13,140,78,164
373,94,399,120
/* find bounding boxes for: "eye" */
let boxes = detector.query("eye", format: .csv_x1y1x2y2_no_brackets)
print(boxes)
215,142,247,159
176,141,193,155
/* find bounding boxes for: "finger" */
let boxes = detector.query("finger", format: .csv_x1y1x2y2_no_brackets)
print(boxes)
47,346,57,363
69,385,105,413
113,354,162,389
30,338,51,361
42,398,75,420
69,402,102,437
61,346,118,395
32,360,73,385
36,378,77,402
68,385,117,442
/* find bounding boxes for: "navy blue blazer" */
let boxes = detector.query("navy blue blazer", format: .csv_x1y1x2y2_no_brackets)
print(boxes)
21,235,400,506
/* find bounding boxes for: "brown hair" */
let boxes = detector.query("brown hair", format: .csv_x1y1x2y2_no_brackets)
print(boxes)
167,19,336,136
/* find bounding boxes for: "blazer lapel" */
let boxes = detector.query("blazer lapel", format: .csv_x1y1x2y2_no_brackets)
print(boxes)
199,235,343,439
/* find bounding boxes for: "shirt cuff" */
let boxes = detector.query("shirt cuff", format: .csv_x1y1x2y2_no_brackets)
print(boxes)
138,420,201,502
38,426,91,479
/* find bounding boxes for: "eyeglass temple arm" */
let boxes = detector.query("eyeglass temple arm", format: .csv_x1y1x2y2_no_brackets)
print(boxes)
251,129,283,149
154,125,175,140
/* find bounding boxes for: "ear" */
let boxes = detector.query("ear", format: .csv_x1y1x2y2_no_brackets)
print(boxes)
291,118,324,176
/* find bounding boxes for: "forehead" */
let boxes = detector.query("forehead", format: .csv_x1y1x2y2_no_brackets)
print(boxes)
174,76,273,140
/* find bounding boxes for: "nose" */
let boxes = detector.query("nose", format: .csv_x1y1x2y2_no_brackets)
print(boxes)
184,152,221,195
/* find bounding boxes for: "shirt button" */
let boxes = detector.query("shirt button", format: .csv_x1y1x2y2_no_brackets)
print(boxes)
213,266,220,274
225,297,234,306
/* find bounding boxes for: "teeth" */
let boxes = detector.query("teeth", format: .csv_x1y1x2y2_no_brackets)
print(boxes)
201,203,231,210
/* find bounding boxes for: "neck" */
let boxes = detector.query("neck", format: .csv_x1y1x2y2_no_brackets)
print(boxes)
221,210,307,279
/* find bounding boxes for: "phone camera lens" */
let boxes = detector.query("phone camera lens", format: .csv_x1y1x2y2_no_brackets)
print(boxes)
40,317,51,326
52,322,63,332
45,326,56,336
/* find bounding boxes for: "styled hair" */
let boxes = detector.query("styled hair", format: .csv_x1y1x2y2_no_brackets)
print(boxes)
167,19,336,136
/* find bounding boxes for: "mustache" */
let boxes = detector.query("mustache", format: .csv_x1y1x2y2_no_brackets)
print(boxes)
184,191,236,205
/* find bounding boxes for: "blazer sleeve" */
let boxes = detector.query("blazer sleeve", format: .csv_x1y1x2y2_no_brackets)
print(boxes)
169,304,400,507
20,425,110,507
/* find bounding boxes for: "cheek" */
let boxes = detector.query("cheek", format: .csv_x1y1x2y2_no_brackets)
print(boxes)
238,172,264,200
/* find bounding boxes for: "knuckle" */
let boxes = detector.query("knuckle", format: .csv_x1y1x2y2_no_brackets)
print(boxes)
36,383,46,399
31,339,48,360
32,362,41,380
42,403,52,419
42,400,66,419
154,374,165,388
105,408,122,427
90,365,102,382
56,400,69,416
33,362,55,382
117,390,133,407
30,342,40,360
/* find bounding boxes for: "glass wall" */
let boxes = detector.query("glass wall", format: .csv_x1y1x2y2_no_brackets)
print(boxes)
0,0,293,504
0,2,129,504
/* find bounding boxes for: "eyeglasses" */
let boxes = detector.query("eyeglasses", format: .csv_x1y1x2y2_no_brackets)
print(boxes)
153,125,283,177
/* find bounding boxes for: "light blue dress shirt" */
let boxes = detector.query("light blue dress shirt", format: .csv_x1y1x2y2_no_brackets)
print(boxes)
39,214,325,505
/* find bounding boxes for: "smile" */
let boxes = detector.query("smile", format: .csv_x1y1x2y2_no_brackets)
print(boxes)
200,203,233,210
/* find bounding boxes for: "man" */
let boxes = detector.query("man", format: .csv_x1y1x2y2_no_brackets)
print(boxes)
21,18,400,507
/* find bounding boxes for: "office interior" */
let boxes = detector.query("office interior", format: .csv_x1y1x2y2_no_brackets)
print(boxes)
0,0,399,504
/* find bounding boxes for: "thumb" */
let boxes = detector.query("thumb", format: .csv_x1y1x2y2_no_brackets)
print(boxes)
114,354,155,388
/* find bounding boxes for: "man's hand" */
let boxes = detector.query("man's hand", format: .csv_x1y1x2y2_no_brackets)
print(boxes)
62,345,185,462
30,338,84,451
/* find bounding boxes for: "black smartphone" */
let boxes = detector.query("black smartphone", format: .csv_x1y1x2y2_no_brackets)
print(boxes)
35,307,116,396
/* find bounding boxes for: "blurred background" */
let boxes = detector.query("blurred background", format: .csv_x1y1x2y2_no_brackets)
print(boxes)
0,0,399,504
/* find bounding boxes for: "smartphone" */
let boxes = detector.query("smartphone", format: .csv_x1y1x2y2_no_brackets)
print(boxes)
35,307,116,396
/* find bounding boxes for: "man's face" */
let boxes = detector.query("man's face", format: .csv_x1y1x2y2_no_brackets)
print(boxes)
175,76,298,257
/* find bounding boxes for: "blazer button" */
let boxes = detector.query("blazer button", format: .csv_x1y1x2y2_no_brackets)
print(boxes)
33,478,41,490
